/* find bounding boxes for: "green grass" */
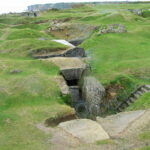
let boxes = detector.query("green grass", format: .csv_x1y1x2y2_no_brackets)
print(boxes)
6,28,52,40
96,139,114,145
137,146,150,150
142,10,150,18
0,58,74,150
0,39,68,58
80,11,150,109
0,15,34,25
0,29,4,37
81,31,150,82
0,3,150,150
12,23,48,30
127,93,150,111
0,23,8,28
139,131,150,140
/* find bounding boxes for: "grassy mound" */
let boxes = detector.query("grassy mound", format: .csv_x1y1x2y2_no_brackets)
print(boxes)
0,15,33,25
142,10,150,18
0,3,150,150
12,22,50,31
6,28,52,40
0,39,68,57
80,5,150,110
0,23,8,28
0,29,4,37
0,58,74,150
81,32,150,82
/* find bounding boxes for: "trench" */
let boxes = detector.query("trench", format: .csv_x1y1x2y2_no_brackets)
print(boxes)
34,39,90,126
39,39,149,126
45,68,88,126
60,68,89,118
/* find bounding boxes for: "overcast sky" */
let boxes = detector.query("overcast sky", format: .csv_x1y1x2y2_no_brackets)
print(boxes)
0,0,149,14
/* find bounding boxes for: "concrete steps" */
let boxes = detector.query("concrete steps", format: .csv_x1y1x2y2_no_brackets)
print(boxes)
117,85,150,112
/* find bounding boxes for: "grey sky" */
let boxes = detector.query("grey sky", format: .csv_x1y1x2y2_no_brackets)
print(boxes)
0,0,149,14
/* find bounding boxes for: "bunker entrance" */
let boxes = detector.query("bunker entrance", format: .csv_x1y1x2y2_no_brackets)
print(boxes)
66,79,79,86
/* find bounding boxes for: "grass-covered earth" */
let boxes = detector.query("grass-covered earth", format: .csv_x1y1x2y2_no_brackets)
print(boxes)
0,3,150,150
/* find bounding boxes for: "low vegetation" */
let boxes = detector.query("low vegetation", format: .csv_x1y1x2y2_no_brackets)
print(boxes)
0,3,149,150
139,131,150,140
96,139,114,145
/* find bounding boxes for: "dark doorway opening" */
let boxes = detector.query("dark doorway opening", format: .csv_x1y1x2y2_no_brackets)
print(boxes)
66,79,79,86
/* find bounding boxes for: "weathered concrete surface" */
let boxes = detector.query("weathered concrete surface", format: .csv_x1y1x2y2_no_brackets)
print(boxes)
64,47,86,57
42,57,86,80
59,119,109,143
54,76,70,95
96,110,145,137
44,57,86,70
61,68,85,81
82,77,105,116
43,57,87,81
69,86,81,104
32,49,66,58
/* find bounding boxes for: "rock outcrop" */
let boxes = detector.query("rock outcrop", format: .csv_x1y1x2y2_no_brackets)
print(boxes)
98,24,127,35
128,9,143,16
49,23,97,41
81,77,106,116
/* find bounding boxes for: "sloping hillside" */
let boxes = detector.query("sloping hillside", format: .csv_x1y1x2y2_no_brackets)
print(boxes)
0,3,150,150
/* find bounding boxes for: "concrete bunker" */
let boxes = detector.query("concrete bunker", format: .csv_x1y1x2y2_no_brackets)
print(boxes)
32,47,86,58
59,66,90,117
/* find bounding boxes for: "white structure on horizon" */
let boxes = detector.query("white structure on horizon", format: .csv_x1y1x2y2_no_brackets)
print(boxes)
0,0,150,14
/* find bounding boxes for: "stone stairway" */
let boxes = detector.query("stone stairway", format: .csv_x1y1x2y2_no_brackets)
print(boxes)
117,85,150,112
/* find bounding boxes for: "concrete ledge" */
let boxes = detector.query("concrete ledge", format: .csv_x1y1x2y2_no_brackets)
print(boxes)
59,119,109,143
